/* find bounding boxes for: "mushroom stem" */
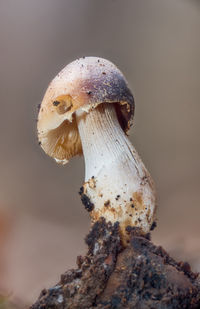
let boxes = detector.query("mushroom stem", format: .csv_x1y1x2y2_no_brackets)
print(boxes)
76,103,135,180
76,103,156,243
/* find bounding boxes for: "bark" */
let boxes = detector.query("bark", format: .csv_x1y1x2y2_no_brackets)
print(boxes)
30,219,200,309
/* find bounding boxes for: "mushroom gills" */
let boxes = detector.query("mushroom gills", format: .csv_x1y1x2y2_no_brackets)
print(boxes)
76,103,156,241
39,119,82,164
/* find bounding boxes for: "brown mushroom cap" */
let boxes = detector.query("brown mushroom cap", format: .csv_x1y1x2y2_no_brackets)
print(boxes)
37,57,135,164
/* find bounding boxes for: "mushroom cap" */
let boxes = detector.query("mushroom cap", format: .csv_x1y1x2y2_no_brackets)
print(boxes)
37,57,135,164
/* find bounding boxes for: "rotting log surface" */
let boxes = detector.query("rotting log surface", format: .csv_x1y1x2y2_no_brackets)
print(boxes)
31,219,200,309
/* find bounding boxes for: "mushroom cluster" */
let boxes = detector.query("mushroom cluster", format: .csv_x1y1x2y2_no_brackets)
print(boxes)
37,57,156,245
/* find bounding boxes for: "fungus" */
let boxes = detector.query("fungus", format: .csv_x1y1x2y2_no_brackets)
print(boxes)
37,57,156,245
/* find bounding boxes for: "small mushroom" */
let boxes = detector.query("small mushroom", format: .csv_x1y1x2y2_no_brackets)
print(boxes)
37,57,156,245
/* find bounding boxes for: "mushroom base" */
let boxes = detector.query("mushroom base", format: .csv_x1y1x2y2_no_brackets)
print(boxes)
80,179,155,246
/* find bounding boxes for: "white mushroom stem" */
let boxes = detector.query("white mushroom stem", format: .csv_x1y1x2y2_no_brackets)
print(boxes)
76,103,156,242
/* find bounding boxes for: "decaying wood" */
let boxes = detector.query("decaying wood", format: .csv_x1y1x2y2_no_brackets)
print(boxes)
31,219,200,309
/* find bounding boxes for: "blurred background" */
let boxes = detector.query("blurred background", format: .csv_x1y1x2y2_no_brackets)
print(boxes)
0,0,199,306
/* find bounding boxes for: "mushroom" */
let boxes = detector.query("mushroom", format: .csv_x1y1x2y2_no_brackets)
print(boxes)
37,57,156,245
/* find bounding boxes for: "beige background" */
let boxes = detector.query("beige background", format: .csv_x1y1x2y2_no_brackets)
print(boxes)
0,0,199,305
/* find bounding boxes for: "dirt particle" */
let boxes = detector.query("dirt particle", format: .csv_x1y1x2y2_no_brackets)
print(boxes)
150,221,157,231
115,195,120,201
79,187,94,212
55,96,73,114
141,175,148,185
76,255,84,268
104,200,110,207
81,194,94,212
88,177,96,189
178,261,191,274
53,101,60,106
125,225,132,234
87,91,92,95
79,187,84,195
